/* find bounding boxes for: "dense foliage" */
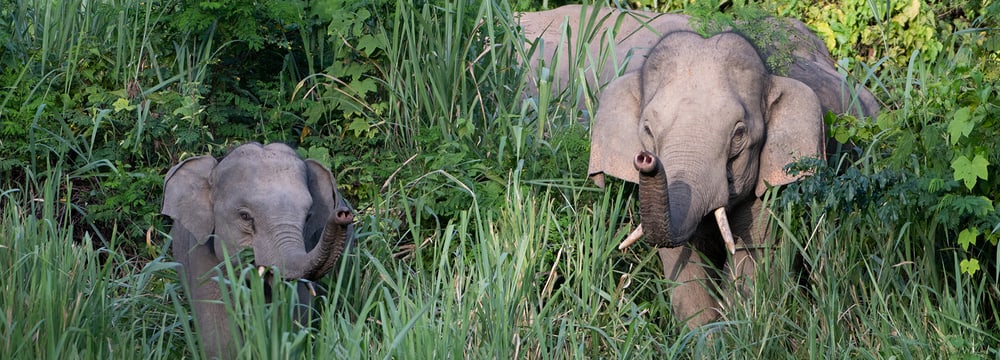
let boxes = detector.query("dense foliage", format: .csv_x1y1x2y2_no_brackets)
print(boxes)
1,0,998,358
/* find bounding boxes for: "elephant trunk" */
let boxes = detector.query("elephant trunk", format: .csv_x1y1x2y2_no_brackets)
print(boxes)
304,207,354,280
627,151,737,253
634,151,677,248
267,210,349,280
264,225,318,279
269,241,323,280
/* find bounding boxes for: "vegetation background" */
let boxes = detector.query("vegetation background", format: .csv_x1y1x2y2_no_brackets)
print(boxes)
1,0,997,358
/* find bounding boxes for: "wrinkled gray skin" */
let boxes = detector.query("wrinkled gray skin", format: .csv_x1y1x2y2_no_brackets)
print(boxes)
520,6,878,328
162,143,354,359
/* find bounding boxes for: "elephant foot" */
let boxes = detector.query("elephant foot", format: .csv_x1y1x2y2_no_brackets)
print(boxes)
659,247,722,328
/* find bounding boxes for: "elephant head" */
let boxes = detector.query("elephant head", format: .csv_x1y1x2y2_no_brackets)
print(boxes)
588,30,825,250
519,5,879,119
162,142,353,358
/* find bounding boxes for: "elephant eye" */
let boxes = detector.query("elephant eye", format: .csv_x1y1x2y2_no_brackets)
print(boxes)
239,210,254,223
730,122,747,157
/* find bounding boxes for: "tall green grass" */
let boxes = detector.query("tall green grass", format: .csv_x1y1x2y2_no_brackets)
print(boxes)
208,163,676,358
5,160,993,358
0,168,189,359
1,0,997,359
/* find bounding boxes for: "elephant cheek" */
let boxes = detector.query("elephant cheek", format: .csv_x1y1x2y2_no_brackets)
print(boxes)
728,150,761,198
211,233,252,262
254,227,305,271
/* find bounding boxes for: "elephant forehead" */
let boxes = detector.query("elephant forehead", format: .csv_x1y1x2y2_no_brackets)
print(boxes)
212,153,311,204
215,157,306,183
244,184,312,210
643,32,767,91
217,143,305,174
643,94,747,134
224,142,298,159
666,32,763,66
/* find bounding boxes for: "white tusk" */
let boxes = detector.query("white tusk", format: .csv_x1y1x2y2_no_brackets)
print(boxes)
619,224,644,250
714,207,736,255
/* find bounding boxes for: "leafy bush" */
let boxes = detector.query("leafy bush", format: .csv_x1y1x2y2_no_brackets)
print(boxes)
803,0,944,64
856,61,997,275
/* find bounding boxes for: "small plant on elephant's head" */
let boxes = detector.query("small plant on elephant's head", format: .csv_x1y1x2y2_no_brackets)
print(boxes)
685,0,800,75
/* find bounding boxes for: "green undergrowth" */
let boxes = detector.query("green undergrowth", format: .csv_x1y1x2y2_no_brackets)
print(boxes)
4,158,995,358
1,0,998,358
0,169,190,358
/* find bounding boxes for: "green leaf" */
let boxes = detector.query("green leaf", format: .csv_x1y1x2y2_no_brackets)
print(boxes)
305,146,332,166
957,228,980,251
951,154,989,190
891,0,921,24
831,125,853,144
357,34,385,57
199,1,222,10
347,117,374,138
353,8,372,32
112,98,135,113
349,78,378,98
960,258,980,276
950,195,995,217
947,107,974,145
927,178,946,192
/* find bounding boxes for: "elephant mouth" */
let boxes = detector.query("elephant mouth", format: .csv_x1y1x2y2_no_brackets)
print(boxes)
256,265,325,300
620,151,736,253
618,207,735,254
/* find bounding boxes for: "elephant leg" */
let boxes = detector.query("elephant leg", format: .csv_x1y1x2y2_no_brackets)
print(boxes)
293,280,324,326
185,243,237,359
659,246,721,328
726,246,759,297
725,237,779,299
192,284,231,359
723,200,773,298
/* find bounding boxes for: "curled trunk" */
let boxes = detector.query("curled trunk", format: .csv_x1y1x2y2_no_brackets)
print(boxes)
635,151,677,247
269,209,350,280
304,207,354,280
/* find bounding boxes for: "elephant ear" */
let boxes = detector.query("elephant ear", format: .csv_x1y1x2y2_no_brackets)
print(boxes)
588,71,643,187
303,159,338,251
757,75,826,197
162,156,218,246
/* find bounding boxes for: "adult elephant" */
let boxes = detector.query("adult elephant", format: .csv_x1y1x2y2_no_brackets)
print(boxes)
518,5,878,117
520,6,878,327
162,142,354,358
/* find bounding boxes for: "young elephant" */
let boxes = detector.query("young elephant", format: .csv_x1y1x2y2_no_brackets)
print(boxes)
522,6,878,327
162,142,354,358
